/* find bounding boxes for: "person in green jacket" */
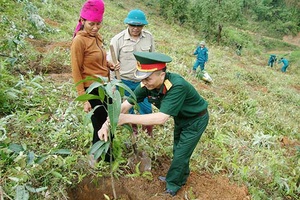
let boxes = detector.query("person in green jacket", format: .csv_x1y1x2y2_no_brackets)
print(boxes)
98,52,209,196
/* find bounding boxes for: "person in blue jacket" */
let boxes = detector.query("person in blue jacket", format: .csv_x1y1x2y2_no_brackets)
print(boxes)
268,54,277,67
278,57,289,72
192,41,208,74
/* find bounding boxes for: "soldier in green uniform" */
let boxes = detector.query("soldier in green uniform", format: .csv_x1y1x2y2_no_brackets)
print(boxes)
98,52,209,196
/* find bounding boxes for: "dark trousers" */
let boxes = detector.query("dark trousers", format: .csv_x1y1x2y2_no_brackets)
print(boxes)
87,88,108,144
86,88,112,161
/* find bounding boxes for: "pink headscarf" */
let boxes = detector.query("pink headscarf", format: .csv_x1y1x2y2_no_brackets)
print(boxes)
73,0,105,37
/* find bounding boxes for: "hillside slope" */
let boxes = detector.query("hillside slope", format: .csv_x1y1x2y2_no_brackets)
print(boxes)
1,0,299,199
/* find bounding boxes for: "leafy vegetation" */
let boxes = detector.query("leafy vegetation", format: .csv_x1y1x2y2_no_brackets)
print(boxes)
0,0,299,199
156,0,300,41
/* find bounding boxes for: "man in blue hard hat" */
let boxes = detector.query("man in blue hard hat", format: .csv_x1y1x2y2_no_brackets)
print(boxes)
109,9,155,136
99,52,209,197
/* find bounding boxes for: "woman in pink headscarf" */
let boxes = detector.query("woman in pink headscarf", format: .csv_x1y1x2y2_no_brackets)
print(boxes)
71,0,118,165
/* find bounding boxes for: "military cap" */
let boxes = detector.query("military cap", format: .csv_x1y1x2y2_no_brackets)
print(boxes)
133,52,172,79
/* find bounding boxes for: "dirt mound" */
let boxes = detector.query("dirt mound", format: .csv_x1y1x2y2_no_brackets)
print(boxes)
68,173,250,200
68,157,250,200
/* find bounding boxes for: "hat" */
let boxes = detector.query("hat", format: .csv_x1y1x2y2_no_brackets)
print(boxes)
133,52,172,79
73,0,105,37
200,41,205,45
124,9,148,25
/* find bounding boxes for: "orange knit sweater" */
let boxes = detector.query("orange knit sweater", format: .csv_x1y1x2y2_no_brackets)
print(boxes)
71,31,111,96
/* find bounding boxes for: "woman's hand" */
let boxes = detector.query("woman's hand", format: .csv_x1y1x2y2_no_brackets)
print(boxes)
108,61,120,71
98,121,110,142
113,62,120,71
83,101,92,113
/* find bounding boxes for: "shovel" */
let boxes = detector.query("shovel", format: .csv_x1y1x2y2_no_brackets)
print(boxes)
109,45,151,172
128,133,151,172
109,45,121,80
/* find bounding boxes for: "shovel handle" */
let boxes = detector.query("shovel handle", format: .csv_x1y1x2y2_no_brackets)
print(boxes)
109,45,121,80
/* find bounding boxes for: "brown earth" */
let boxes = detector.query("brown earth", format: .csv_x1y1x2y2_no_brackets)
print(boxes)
283,32,300,47
67,156,250,200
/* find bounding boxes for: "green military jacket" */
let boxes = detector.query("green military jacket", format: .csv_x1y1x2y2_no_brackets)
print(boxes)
129,72,208,121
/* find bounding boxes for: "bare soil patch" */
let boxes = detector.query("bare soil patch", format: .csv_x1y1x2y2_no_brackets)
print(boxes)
67,157,250,200
283,32,300,47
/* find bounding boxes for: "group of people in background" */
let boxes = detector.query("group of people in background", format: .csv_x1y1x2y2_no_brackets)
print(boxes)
268,54,289,73
70,0,209,197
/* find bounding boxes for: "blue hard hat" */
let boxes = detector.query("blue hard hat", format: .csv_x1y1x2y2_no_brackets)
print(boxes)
124,9,148,25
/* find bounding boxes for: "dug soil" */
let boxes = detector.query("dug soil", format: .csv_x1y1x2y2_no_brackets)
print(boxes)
67,156,250,200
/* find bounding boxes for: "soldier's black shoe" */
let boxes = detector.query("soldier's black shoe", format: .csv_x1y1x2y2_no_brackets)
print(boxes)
158,176,166,182
165,189,176,196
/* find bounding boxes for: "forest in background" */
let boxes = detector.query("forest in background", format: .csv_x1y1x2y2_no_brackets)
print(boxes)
156,0,300,42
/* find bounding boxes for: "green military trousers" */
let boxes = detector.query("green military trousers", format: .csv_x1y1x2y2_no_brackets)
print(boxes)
166,111,209,193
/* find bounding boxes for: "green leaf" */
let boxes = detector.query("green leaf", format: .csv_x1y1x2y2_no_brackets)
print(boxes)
94,146,106,160
111,79,125,97
25,185,48,193
84,109,94,126
114,81,137,101
8,143,24,153
94,75,109,83
135,162,141,175
75,94,100,102
111,160,119,172
123,124,133,132
51,171,63,178
104,142,110,153
75,76,100,87
98,86,106,102
89,140,106,154
108,90,121,134
6,91,19,99
31,81,43,89
51,149,71,155
27,151,35,165
36,155,48,164
105,82,114,98
86,81,104,94
15,185,29,200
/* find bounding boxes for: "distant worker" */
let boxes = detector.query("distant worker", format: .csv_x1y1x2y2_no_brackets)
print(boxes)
278,57,289,72
268,54,277,67
192,41,208,74
235,43,242,56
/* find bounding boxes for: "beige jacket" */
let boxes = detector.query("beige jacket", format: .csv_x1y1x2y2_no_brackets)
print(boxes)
109,28,155,81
